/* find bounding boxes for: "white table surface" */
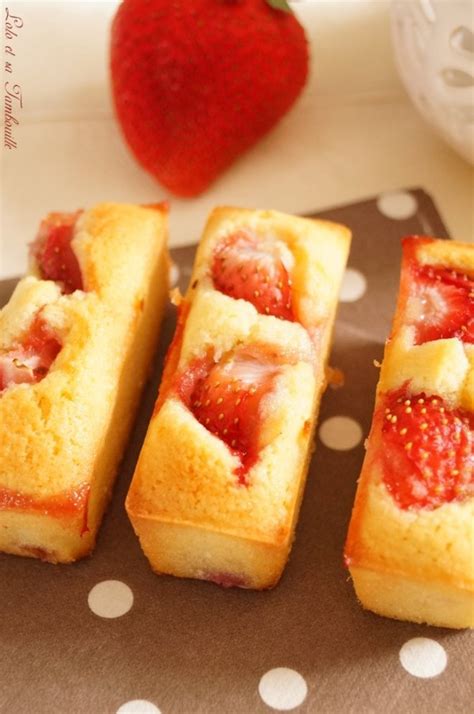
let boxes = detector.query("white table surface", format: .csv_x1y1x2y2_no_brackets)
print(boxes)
1,0,473,279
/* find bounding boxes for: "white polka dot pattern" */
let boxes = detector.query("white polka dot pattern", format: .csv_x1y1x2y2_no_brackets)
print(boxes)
399,638,447,678
116,701,161,714
88,580,134,619
258,668,308,711
339,268,367,302
319,416,363,451
2,192,462,714
376,191,418,220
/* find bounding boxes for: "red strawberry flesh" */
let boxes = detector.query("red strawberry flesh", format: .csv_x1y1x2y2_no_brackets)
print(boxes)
381,388,473,510
212,231,294,320
0,315,62,393
407,259,474,345
178,346,281,483
32,212,83,294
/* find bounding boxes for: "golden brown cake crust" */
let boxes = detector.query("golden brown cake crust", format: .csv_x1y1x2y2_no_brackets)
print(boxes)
0,202,169,562
127,206,351,588
345,236,474,628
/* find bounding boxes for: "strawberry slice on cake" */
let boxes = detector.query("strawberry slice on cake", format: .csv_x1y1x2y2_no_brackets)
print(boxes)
0,314,61,392
2,211,83,395
381,388,473,510
402,236,474,345
178,345,283,484
31,211,84,294
212,231,294,320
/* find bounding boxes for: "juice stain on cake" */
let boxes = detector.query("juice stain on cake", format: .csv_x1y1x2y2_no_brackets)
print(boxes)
381,387,473,510
0,482,89,519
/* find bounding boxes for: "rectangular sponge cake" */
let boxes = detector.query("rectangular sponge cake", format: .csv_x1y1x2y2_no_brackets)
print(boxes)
126,206,351,589
0,203,169,563
345,236,474,628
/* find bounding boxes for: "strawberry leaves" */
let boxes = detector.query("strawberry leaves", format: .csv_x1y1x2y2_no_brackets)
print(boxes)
266,0,293,13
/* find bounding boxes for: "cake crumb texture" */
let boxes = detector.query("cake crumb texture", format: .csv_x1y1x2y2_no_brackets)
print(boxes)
127,206,351,588
0,203,169,562
345,236,474,628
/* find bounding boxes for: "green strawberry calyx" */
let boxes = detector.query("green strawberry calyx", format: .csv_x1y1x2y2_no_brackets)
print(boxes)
266,0,293,14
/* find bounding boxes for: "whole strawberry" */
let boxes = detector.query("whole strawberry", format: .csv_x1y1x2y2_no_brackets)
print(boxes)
110,0,308,196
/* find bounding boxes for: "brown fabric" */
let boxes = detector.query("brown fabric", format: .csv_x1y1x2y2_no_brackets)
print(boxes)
1,189,472,713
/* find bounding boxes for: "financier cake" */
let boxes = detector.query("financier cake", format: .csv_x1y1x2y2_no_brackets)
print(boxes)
0,202,169,563
126,206,351,589
345,236,474,628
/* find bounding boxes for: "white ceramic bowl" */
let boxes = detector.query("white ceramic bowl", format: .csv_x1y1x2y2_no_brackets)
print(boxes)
391,0,474,164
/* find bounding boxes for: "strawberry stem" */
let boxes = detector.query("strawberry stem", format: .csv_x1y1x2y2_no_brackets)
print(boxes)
266,0,293,13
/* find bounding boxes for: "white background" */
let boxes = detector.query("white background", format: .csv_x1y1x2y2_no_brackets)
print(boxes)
1,0,473,278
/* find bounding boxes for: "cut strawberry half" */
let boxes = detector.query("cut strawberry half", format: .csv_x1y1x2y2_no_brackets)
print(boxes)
0,314,61,393
211,231,294,320
406,255,474,345
178,345,282,483
31,211,83,294
381,388,473,510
